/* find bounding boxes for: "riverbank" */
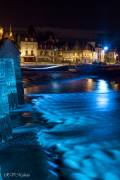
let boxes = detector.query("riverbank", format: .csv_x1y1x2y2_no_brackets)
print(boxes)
22,64,120,76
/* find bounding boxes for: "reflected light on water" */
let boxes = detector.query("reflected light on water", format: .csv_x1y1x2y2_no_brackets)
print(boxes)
97,80,109,93
24,85,47,95
111,82,119,91
52,82,60,89
96,80,110,108
113,84,119,91
97,95,109,108
86,79,94,91
51,73,61,79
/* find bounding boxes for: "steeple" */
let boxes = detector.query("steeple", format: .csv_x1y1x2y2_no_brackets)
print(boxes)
9,24,14,40
0,26,4,40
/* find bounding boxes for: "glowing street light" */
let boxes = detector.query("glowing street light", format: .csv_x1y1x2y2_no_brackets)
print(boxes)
104,46,109,51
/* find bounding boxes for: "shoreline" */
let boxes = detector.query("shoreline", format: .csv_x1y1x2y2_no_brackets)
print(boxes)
21,64,120,76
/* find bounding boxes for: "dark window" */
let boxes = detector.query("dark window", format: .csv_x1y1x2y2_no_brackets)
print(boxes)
31,50,34,56
25,50,28,56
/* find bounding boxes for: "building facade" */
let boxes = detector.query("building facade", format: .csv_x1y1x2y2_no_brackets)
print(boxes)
0,25,117,64
20,38,117,64
20,38,38,63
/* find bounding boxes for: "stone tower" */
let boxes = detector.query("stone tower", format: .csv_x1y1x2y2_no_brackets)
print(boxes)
0,39,24,105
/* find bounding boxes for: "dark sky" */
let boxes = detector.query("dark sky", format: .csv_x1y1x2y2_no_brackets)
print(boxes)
0,0,120,31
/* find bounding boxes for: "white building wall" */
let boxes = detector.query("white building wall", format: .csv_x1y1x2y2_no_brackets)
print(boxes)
20,41,38,57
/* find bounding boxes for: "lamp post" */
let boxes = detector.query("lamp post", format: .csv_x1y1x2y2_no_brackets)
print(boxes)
104,46,109,51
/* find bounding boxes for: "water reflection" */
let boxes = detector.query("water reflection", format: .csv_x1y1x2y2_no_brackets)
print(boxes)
30,72,120,179
8,71,120,179
97,95,109,108
24,76,96,95
97,80,109,93
111,81,119,91
86,78,94,92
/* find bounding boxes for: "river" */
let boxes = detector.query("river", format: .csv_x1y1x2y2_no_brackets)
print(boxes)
0,71,120,180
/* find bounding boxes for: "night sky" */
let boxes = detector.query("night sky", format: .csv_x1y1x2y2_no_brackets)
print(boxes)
0,0,120,31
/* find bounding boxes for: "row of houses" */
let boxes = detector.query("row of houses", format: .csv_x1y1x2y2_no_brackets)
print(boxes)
20,37,117,64
0,26,118,64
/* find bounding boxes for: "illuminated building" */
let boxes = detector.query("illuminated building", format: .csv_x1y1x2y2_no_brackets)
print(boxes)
0,26,117,64
0,25,114,64
19,35,117,64
95,48,105,62
20,41,117,64
20,37,38,63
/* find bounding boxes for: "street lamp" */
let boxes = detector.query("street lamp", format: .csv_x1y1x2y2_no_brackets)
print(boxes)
104,46,109,51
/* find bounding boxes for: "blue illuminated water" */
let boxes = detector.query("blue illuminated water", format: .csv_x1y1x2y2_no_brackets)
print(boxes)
1,71,120,179
23,71,120,179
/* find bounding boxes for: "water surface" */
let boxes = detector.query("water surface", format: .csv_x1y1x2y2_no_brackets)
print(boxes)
24,71,120,179
1,71,120,180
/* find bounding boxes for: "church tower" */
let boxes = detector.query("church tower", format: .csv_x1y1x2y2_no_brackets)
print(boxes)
9,24,14,40
0,26,4,40
3,25,14,40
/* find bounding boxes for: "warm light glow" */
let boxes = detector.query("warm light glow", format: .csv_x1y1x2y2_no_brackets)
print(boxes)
0,27,3,39
10,32,13,37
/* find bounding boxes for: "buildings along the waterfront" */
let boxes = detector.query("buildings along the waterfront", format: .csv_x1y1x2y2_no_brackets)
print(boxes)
0,26,118,64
